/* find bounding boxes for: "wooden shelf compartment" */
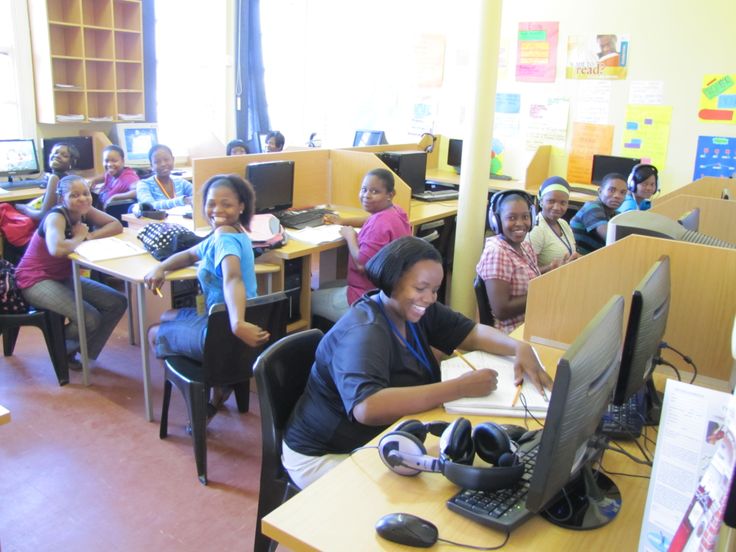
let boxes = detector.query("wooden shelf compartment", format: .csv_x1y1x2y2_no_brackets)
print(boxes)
49,24,84,57
116,91,144,116
47,0,82,25
53,90,87,118
86,92,116,119
115,61,143,91
84,28,114,59
82,0,113,28
114,30,142,61
113,0,141,32
52,58,85,89
85,60,115,90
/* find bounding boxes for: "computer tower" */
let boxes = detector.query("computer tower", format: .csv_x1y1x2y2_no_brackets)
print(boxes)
376,151,427,195
283,258,302,322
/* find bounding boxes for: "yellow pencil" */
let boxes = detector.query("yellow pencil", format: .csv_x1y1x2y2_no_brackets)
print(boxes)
453,350,477,371
511,383,523,408
154,287,164,298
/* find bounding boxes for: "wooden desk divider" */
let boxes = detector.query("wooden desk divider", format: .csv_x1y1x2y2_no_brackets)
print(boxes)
524,235,736,382
650,194,736,243
661,176,735,201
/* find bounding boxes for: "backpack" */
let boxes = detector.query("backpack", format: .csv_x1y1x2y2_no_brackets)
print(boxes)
137,222,208,261
0,259,30,315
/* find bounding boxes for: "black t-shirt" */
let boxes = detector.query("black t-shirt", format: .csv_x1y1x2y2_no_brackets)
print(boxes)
284,292,476,456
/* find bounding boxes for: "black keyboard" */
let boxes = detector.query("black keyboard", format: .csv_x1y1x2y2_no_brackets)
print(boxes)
276,208,334,230
447,435,541,532
412,190,459,202
1,178,46,190
569,185,598,195
600,392,645,440
489,174,513,181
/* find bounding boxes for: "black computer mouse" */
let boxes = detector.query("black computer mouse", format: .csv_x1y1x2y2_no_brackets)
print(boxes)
500,424,527,442
375,512,438,548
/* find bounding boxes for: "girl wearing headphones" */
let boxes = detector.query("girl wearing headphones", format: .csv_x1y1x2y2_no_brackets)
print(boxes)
476,191,540,334
618,163,658,212
528,176,579,272
283,237,552,489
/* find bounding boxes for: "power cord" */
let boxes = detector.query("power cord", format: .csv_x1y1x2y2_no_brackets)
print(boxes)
437,531,510,550
659,342,698,384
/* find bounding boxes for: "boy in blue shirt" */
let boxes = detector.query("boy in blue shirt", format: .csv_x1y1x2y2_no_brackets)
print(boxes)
570,173,628,255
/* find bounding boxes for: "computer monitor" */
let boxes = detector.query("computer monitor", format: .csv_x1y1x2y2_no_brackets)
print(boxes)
245,160,295,214
526,295,625,529
612,256,671,427
353,130,388,147
590,155,641,185
606,210,736,249
42,136,95,172
0,139,40,181
114,123,159,167
677,208,700,232
376,150,427,195
447,138,463,171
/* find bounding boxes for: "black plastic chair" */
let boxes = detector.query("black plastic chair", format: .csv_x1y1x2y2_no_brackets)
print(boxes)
0,308,69,385
474,275,495,327
159,292,289,485
104,199,136,227
253,328,323,552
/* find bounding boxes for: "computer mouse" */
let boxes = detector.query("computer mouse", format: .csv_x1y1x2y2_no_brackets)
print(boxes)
375,512,438,548
500,424,527,442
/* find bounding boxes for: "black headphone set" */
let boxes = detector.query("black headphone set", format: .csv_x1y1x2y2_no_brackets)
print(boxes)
377,417,524,491
421,133,437,154
627,163,659,194
488,189,536,236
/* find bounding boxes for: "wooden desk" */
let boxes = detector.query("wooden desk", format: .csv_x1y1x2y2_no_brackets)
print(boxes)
0,404,10,425
262,344,651,551
0,186,45,203
409,199,458,227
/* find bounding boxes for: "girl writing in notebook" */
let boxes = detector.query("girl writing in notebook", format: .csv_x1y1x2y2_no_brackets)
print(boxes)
135,144,192,212
283,237,552,488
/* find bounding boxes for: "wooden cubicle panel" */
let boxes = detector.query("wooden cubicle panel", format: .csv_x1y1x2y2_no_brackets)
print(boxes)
191,149,331,228
650,194,736,243
524,235,736,381
524,144,551,191
329,149,412,213
662,176,734,201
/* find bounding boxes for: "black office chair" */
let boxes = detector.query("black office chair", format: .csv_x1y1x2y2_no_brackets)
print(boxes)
159,292,289,485
0,308,69,385
473,275,495,327
253,328,323,552
104,199,137,227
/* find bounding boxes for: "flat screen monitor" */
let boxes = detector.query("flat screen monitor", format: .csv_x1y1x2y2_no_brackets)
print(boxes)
0,139,40,180
526,295,625,529
42,136,95,172
447,138,463,169
590,154,641,185
376,150,427,195
114,123,159,167
246,160,295,214
353,130,388,147
677,208,700,232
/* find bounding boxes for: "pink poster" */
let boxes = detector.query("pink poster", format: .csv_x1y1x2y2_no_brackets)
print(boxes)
516,22,559,83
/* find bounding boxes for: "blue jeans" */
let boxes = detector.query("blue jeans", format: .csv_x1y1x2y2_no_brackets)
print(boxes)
21,277,127,360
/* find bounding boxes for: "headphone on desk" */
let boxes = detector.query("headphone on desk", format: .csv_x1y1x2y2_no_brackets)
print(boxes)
488,190,536,236
627,164,659,194
421,132,437,154
377,418,524,491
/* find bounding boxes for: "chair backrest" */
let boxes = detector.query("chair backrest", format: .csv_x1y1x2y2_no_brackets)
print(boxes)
254,329,323,466
474,275,495,326
104,199,136,223
202,292,289,386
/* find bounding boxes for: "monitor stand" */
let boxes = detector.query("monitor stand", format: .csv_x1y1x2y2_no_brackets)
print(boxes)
540,463,622,530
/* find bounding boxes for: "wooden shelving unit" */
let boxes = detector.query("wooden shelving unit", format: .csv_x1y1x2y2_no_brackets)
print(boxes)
28,0,145,124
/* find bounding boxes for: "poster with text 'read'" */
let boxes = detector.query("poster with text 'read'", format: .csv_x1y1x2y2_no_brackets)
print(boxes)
566,34,629,80
516,22,558,83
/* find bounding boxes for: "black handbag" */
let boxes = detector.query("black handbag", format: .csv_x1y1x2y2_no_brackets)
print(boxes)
137,222,207,261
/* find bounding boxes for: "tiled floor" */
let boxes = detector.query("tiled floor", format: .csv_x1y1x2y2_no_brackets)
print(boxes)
0,319,268,551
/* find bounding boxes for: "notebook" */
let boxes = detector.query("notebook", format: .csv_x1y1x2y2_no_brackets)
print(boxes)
75,237,147,262
440,351,550,418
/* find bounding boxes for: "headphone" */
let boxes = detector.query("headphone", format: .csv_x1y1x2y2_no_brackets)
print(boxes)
488,189,536,236
377,417,524,491
627,164,659,194
420,132,436,154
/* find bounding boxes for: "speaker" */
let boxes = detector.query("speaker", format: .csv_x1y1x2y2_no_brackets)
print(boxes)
377,417,524,491
627,163,659,194
488,190,536,236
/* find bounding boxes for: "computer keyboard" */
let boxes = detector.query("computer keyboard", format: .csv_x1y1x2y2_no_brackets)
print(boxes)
568,185,598,196
1,178,47,190
412,190,459,202
446,434,541,532
275,208,334,230
600,392,645,440
489,173,513,181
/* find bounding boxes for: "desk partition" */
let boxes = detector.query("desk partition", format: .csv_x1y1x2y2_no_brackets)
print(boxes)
661,176,734,201
650,194,736,243
524,235,736,381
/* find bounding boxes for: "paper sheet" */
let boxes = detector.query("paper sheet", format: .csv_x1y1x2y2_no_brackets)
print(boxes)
285,225,343,245
75,237,147,262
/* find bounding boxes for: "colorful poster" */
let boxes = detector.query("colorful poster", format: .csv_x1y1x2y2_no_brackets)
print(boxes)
516,22,558,83
576,81,612,124
566,122,614,184
566,34,629,80
693,136,736,180
525,96,570,151
698,74,736,124
622,105,672,169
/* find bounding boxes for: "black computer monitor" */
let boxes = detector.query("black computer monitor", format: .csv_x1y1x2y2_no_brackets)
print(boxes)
612,256,671,426
526,295,625,529
0,139,40,181
353,130,388,147
677,208,700,232
245,160,295,214
590,155,641,185
376,150,427,195
447,138,463,170
42,136,95,172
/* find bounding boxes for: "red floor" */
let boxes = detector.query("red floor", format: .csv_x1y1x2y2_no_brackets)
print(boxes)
0,319,268,551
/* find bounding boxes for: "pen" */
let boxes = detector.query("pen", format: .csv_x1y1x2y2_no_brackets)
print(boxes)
511,383,523,408
453,350,477,371
154,287,163,298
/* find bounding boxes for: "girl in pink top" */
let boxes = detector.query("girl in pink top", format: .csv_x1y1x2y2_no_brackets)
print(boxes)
89,144,139,208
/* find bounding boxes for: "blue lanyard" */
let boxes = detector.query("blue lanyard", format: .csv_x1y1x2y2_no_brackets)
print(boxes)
377,296,433,377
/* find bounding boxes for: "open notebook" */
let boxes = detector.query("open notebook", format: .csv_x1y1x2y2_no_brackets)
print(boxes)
75,237,147,262
441,351,551,418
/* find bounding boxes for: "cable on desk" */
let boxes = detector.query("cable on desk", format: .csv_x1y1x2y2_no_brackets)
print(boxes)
438,531,510,550
660,342,698,384
605,440,653,467
518,393,545,429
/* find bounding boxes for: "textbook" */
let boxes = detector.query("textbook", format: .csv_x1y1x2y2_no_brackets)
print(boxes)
440,350,551,418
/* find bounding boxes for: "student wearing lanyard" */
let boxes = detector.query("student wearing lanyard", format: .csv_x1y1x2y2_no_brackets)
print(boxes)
282,237,552,489
528,176,580,273
135,144,192,211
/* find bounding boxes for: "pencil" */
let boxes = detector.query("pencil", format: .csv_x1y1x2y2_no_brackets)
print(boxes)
154,287,164,298
453,350,477,371
511,383,523,408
